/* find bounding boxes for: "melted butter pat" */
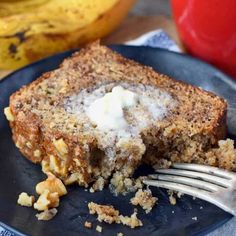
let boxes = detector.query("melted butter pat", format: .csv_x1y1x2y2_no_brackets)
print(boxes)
86,86,138,130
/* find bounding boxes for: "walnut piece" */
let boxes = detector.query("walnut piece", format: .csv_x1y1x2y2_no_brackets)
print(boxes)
34,190,59,211
36,173,67,196
17,192,35,207
41,159,50,174
84,221,92,228
96,225,102,233
36,208,58,221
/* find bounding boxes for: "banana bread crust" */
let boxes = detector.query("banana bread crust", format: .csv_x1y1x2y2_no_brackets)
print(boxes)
6,41,229,186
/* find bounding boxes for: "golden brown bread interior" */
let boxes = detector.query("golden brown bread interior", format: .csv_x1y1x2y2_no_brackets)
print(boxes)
5,41,234,188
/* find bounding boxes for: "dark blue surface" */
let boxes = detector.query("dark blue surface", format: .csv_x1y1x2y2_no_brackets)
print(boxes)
0,46,235,236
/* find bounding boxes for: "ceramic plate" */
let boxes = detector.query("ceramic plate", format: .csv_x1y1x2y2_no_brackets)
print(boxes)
0,46,235,236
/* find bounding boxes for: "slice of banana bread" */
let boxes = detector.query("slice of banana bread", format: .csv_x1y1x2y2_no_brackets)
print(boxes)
5,41,231,187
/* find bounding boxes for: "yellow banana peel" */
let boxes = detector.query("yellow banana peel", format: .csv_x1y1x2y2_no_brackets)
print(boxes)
0,0,135,69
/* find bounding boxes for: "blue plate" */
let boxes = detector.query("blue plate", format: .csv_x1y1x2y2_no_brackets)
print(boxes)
0,46,235,236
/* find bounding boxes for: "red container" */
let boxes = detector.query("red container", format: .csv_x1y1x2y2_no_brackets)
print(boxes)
171,0,236,78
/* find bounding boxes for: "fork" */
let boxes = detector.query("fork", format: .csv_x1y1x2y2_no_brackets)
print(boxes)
143,163,236,216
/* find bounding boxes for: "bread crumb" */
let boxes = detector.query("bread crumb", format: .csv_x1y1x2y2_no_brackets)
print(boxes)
192,217,198,221
119,211,143,228
88,202,120,224
84,221,92,228
96,225,102,233
168,190,177,205
92,177,105,192
36,208,57,221
177,192,183,198
89,188,95,193
110,172,145,195
17,192,35,207
153,158,171,169
205,139,236,170
130,189,157,213
88,202,143,228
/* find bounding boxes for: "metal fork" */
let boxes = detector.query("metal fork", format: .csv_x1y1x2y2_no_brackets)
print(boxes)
143,163,236,216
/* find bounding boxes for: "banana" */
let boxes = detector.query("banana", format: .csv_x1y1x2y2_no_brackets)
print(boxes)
0,0,135,69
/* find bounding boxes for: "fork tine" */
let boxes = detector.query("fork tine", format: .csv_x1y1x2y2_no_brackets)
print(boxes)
143,179,236,216
172,163,235,179
148,174,223,192
154,169,231,187
143,179,214,202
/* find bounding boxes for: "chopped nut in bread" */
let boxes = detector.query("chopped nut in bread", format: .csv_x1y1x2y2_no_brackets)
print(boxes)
64,171,88,187
41,159,50,174
53,138,68,159
17,192,35,207
34,149,41,158
48,155,67,175
4,107,14,121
